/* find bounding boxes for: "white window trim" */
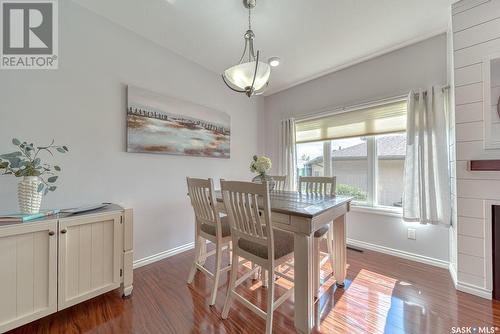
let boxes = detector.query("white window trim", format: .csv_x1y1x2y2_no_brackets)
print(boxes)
351,204,403,218
367,137,377,206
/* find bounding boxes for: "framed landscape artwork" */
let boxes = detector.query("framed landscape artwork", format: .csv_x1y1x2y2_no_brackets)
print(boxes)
127,86,230,158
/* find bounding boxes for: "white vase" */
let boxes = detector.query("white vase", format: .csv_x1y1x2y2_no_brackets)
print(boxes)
18,176,43,214
252,173,276,191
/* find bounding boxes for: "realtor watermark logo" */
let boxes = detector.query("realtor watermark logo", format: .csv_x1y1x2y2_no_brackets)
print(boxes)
0,0,58,69
451,326,499,333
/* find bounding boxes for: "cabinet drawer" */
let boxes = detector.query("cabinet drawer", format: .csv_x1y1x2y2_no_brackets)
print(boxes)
272,212,290,225
256,211,290,225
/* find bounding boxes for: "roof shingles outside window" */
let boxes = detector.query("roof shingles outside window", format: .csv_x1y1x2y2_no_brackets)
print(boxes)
305,135,406,166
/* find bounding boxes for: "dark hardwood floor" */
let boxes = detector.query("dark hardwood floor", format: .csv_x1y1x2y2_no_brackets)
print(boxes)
9,247,500,333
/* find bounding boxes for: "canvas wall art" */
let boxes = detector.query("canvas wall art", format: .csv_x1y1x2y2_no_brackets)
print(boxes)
127,86,230,158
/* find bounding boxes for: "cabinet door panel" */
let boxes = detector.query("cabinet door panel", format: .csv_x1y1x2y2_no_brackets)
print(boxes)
0,221,57,333
58,213,121,310
0,235,17,324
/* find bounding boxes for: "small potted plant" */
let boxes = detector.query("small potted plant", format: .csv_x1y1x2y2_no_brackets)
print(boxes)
0,138,68,214
250,155,275,191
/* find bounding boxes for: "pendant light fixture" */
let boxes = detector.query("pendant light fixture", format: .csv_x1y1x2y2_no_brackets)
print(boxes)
222,0,271,97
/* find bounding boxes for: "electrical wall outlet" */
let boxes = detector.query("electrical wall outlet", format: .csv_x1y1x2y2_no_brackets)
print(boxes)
407,228,416,240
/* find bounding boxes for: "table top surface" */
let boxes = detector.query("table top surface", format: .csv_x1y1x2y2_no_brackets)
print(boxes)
215,190,352,218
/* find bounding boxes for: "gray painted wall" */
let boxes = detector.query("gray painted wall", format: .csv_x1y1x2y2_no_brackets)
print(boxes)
0,1,262,262
263,34,450,262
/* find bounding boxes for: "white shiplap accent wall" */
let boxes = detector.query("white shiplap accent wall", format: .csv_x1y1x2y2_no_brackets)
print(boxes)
447,20,459,290
452,0,500,298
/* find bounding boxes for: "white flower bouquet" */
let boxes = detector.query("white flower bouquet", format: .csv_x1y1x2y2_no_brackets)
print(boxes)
250,155,272,176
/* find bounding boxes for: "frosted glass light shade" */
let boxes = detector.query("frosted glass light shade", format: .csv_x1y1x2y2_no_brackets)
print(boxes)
223,61,271,92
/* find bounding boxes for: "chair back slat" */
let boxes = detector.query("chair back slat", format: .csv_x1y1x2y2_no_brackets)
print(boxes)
221,181,272,249
187,177,219,228
243,193,257,236
252,194,265,238
299,176,336,196
269,175,287,191
238,193,247,234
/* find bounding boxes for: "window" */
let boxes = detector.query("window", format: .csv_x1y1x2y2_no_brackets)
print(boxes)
296,141,324,177
376,133,406,207
331,137,368,203
295,99,407,209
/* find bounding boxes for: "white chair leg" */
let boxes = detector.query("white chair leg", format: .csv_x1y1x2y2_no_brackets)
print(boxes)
210,243,223,306
327,226,334,274
222,251,239,319
199,238,207,265
265,269,275,334
313,236,320,297
262,269,269,288
252,262,259,280
187,234,202,284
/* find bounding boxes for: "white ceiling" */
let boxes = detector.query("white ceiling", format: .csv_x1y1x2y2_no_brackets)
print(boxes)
73,0,455,95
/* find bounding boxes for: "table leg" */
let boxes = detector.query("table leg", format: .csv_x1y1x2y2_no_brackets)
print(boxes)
294,232,314,334
333,214,347,287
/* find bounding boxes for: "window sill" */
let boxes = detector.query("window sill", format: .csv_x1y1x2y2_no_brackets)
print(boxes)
350,205,403,218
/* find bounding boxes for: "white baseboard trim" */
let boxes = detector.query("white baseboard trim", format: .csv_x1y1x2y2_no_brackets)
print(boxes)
347,238,449,269
132,238,492,300
134,238,450,271
133,241,195,269
455,281,492,299
449,262,492,299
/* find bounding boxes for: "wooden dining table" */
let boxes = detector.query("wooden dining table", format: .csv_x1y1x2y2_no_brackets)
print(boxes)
214,190,352,334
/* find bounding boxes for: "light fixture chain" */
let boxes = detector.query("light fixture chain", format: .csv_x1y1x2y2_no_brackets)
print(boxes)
248,4,251,30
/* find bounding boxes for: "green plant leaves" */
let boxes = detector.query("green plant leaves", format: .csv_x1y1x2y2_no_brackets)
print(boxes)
3,139,67,194
0,152,22,159
47,176,58,183
9,158,21,169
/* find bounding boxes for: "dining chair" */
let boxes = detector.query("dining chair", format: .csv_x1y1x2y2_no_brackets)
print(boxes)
269,175,287,191
186,177,232,306
220,180,294,334
298,176,336,297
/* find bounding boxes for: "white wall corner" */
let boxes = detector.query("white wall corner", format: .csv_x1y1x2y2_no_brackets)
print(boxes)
449,262,458,287
133,242,195,269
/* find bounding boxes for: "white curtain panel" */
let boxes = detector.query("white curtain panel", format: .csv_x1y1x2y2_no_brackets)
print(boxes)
403,87,451,225
279,118,297,191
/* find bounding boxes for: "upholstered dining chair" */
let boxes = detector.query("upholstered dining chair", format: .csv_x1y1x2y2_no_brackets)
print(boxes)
298,176,336,297
269,175,287,191
186,177,232,306
220,180,294,334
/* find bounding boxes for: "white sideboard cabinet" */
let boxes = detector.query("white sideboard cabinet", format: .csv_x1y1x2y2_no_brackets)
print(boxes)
0,204,133,333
